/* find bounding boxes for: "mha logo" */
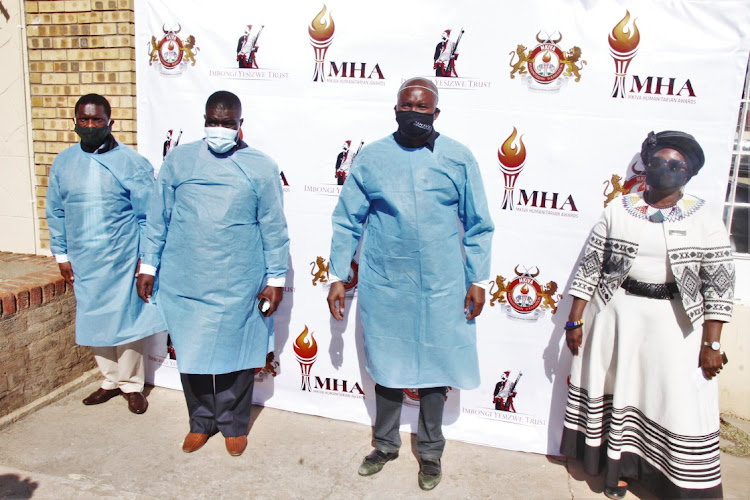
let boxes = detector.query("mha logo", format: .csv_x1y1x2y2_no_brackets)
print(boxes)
309,5,384,84
497,128,578,217
293,326,364,397
293,326,317,391
609,11,696,103
148,24,199,76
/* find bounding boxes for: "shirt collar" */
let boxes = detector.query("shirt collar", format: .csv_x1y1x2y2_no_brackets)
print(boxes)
628,191,706,223
634,192,690,216
392,129,440,152
82,133,118,154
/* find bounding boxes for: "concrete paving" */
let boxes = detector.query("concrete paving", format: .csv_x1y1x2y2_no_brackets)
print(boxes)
0,381,747,499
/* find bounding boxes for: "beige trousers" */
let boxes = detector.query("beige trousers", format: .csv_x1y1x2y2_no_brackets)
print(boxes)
92,338,145,393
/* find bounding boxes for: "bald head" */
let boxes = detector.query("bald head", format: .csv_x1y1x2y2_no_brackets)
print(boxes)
206,90,242,116
394,77,440,144
204,90,243,132
397,78,439,104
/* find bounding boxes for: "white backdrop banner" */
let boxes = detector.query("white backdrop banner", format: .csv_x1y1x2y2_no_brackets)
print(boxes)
135,0,750,455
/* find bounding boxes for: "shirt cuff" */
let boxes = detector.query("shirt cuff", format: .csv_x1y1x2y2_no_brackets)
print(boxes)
328,274,342,284
54,254,69,264
472,280,491,290
266,276,286,287
139,264,157,276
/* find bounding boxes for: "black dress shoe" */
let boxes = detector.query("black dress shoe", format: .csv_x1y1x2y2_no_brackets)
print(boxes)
125,391,148,414
358,449,399,476
418,458,442,491
604,484,628,500
82,387,121,405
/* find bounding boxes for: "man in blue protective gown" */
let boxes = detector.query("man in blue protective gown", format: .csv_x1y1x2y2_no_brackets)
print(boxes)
47,94,165,415
136,91,289,457
327,77,494,490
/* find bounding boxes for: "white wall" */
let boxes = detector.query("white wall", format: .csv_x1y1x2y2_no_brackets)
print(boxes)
719,304,750,418
0,0,37,254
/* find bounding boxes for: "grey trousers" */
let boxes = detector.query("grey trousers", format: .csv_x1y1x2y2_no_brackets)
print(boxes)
180,369,255,438
373,384,447,460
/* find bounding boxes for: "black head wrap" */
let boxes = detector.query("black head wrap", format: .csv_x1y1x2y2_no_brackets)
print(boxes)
640,130,705,177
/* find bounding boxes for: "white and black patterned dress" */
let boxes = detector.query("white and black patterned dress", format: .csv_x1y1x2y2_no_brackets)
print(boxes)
561,193,734,498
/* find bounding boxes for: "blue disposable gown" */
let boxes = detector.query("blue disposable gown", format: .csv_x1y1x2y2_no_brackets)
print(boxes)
141,141,289,375
329,134,494,390
46,143,166,346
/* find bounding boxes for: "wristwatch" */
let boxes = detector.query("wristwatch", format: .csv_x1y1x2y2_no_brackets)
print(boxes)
703,341,721,351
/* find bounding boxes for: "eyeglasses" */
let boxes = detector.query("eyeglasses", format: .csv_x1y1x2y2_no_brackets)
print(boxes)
73,117,108,126
647,156,687,172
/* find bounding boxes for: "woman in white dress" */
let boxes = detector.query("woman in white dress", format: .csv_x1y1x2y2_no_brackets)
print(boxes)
561,131,735,499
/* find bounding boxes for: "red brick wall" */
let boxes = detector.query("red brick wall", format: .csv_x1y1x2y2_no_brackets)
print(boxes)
0,252,94,418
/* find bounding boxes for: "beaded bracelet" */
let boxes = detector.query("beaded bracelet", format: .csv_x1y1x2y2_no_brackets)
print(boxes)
564,319,583,331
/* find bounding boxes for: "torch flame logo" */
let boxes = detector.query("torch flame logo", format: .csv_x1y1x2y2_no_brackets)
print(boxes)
542,51,552,64
309,5,335,42
294,325,318,358
497,127,527,210
294,326,318,391
609,10,640,98
309,5,335,82
608,10,640,53
498,127,526,169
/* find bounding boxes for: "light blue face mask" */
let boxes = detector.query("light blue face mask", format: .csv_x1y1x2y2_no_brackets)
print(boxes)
204,126,238,153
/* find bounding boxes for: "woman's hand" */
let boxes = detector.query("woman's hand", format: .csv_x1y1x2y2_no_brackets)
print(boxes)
566,328,583,356
699,320,725,380
565,297,588,356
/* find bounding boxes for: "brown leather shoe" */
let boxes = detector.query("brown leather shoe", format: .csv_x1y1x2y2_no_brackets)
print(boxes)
125,391,148,414
82,387,121,405
182,432,209,453
225,436,248,456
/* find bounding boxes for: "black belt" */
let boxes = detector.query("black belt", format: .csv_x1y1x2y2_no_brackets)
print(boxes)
621,277,678,300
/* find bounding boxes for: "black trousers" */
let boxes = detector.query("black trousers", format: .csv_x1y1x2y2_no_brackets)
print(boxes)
180,369,255,438
373,384,447,460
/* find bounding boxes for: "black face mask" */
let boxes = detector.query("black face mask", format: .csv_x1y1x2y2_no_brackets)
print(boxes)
75,124,111,149
395,110,435,138
645,156,691,191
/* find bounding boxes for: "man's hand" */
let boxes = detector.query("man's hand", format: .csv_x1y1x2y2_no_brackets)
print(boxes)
327,281,346,320
700,346,723,380
134,258,141,278
58,262,74,289
136,274,154,303
257,286,283,317
464,284,485,321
